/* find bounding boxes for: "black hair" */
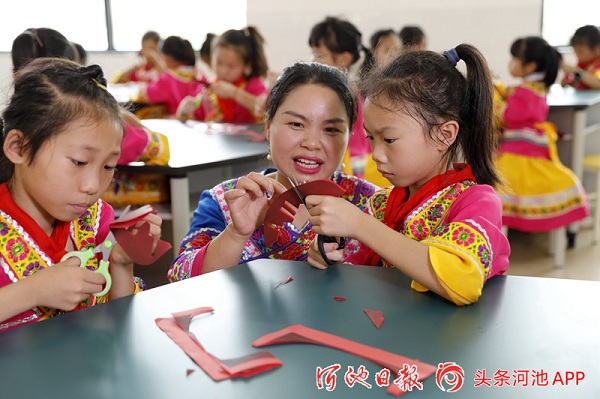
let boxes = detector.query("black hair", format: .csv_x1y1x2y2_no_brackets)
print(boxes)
361,29,398,77
359,44,499,187
510,36,560,88
399,25,426,49
199,33,216,64
1,58,124,183
265,61,357,132
142,30,161,44
72,42,87,65
215,27,268,78
569,25,600,48
11,28,76,73
161,36,196,67
308,16,368,67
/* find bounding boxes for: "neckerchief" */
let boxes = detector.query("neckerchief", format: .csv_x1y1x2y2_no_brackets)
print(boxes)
217,76,247,122
363,164,477,266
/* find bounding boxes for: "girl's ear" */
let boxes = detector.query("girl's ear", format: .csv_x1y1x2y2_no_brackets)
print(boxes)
264,121,270,141
3,129,27,164
436,120,459,151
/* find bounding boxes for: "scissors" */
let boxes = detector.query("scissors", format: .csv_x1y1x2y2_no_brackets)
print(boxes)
60,232,115,297
285,174,346,266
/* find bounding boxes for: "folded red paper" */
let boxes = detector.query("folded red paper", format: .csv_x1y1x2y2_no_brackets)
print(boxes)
364,309,384,329
253,324,436,397
155,306,282,381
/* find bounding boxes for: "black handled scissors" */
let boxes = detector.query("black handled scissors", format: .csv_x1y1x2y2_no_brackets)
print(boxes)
285,174,346,266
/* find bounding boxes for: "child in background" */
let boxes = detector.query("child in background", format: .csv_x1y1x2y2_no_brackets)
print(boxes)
135,35,201,116
0,58,164,331
11,28,76,72
369,29,401,70
306,45,510,305
197,32,217,82
114,30,161,83
561,25,600,90
168,62,378,280
176,27,269,124
495,36,588,234
399,25,427,51
72,42,87,65
309,16,372,179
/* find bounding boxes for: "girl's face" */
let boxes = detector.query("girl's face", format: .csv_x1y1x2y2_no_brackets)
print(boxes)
508,56,535,78
364,97,451,197
266,83,350,188
572,44,600,65
373,35,401,67
11,117,122,234
311,41,346,70
213,46,246,83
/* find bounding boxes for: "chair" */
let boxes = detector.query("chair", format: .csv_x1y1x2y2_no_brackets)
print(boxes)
583,154,600,244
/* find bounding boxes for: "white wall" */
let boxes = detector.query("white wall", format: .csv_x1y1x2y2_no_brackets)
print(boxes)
0,0,544,107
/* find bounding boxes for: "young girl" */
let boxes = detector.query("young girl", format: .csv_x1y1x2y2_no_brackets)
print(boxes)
369,29,401,70
168,62,378,281
309,16,372,179
114,30,162,84
399,25,427,51
0,58,163,331
306,45,511,306
561,25,600,90
11,27,76,72
176,27,269,124
495,36,588,233
135,35,201,116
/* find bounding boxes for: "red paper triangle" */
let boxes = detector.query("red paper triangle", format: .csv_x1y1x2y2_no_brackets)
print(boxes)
364,309,384,329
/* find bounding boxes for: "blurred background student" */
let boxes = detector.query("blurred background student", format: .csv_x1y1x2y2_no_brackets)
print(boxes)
399,25,427,51
11,28,76,73
196,32,216,81
368,28,401,69
561,25,600,90
176,27,268,124
114,30,162,83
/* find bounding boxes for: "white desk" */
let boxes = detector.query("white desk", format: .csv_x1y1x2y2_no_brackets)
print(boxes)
117,119,270,255
547,85,600,180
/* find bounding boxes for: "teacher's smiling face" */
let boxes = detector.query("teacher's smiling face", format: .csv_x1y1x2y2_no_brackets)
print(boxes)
265,83,350,188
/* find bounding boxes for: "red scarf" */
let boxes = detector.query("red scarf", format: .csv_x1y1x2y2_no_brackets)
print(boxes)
363,164,477,266
0,183,69,263
217,76,246,122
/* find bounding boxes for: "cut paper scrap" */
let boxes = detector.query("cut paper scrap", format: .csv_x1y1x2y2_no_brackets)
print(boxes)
263,179,346,246
186,369,195,377
253,324,436,397
111,222,172,265
155,306,282,381
109,205,172,265
333,296,347,301
274,276,294,289
364,309,384,329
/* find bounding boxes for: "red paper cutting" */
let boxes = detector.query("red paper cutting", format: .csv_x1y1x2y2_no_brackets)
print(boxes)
274,276,294,288
364,309,384,329
263,179,346,246
111,222,172,265
253,324,436,397
333,296,347,301
155,306,282,381
186,369,195,376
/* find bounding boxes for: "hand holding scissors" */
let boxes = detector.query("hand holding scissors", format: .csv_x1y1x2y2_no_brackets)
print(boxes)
61,232,115,297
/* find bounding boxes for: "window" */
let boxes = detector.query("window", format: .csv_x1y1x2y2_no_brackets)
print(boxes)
542,0,600,46
0,0,247,51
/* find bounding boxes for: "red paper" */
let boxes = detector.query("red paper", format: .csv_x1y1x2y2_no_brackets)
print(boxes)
333,296,347,301
155,307,282,381
253,324,436,397
186,369,195,376
364,309,384,329
274,276,294,288
111,222,172,265
109,205,154,229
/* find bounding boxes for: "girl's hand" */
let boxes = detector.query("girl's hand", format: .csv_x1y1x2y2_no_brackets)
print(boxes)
209,81,237,99
224,172,287,237
305,195,360,239
176,95,199,121
307,238,343,269
29,257,106,310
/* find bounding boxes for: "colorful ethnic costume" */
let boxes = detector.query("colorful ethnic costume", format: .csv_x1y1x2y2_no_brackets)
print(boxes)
139,66,202,115
168,171,378,281
347,165,510,305
494,78,589,231
119,122,170,166
0,183,145,332
192,76,268,123
563,57,600,90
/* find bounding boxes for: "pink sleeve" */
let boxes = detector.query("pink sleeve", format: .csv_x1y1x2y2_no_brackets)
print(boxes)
97,200,115,242
144,73,171,104
244,77,268,96
118,123,149,165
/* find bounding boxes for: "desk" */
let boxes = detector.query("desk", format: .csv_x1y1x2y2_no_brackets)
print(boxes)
118,119,269,254
547,85,600,179
0,260,598,398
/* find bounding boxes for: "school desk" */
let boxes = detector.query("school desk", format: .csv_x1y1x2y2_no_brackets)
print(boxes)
0,260,598,399
117,119,270,254
547,85,600,180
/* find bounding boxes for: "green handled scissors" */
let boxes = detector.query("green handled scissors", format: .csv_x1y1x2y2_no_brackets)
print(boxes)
60,232,115,297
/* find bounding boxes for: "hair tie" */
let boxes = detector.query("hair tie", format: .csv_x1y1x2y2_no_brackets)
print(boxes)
92,79,107,91
25,29,44,48
443,48,460,67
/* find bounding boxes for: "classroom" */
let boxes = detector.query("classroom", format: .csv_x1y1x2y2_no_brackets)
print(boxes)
0,0,599,397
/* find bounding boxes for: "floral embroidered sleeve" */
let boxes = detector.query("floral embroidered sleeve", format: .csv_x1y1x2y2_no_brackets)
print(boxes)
168,189,226,282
